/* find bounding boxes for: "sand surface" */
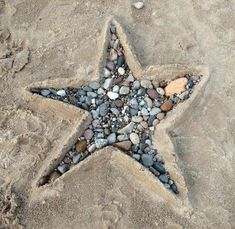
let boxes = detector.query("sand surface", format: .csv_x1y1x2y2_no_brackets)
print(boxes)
0,0,235,228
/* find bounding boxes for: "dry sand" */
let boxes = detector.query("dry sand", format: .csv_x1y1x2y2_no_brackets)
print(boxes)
0,0,235,228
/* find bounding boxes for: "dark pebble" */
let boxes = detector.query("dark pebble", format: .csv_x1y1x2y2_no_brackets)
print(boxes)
117,55,125,68
159,174,169,184
148,115,155,126
153,162,166,174
83,86,93,92
187,79,194,88
171,183,179,194
149,167,160,176
77,89,86,96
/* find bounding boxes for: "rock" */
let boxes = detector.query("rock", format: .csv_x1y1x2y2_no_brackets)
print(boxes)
103,78,113,90
118,67,125,75
113,39,120,49
106,61,115,71
110,107,120,116
89,82,100,90
95,138,108,148
107,91,119,100
165,77,188,96
99,102,110,116
153,100,161,107
133,154,141,160
159,80,168,88
118,122,135,134
114,141,132,151
187,79,194,89
75,139,87,153
108,48,118,61
153,162,166,174
130,133,140,144
140,79,153,89
117,134,129,141
156,112,165,120
149,167,160,176
117,55,125,68
41,89,50,96
160,100,173,112
145,97,153,108
72,154,82,164
92,119,100,128
50,171,61,182
88,144,96,153
171,183,179,194
148,115,155,126
57,164,69,174
150,107,161,115
178,91,189,100
137,88,146,96
77,89,86,96
87,92,97,98
140,121,148,129
141,154,154,167
153,119,160,126
91,110,99,119
107,133,116,144
132,116,143,123
126,74,134,82
130,108,138,116
147,89,158,99
129,98,138,109
114,99,124,107
83,86,93,92
156,87,165,96
104,128,110,135
113,76,123,84
83,129,94,140
132,1,144,9
119,86,130,95
141,107,149,116
112,85,119,93
159,174,169,184
56,89,66,97
110,25,116,33
103,68,111,78
97,88,105,94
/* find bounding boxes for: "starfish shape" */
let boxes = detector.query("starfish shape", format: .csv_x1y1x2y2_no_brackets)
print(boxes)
24,18,209,203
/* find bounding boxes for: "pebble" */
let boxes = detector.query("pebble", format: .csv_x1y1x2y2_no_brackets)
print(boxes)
118,67,125,75
156,112,165,120
159,174,169,184
160,100,173,112
147,89,158,99
117,56,125,68
159,80,168,88
141,154,154,167
171,183,179,194
132,116,143,123
112,85,119,93
109,49,118,61
130,108,138,116
106,61,115,71
95,138,108,148
153,162,166,174
141,107,149,116
57,164,69,174
107,91,119,100
103,68,111,78
89,82,100,90
153,119,160,126
75,139,87,153
103,78,113,89
88,144,96,153
133,154,141,161
83,129,94,140
113,39,120,49
156,87,165,96
130,133,140,144
115,99,124,107
149,167,160,176
114,140,132,151
72,154,82,164
97,87,105,94
165,77,188,96
140,121,148,129
133,80,140,89
150,107,161,116
129,98,138,109
117,134,129,141
140,80,153,89
178,91,189,100
126,74,134,82
57,89,66,97
110,107,120,116
50,171,61,182
118,122,135,134
132,1,144,9
87,92,97,98
145,97,153,108
119,86,130,95
41,89,50,96
107,133,116,144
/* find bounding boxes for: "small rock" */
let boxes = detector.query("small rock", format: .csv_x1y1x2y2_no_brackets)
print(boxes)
147,89,158,99
97,88,105,94
88,144,96,153
72,154,82,164
117,134,129,141
103,68,111,78
87,92,97,98
114,140,132,151
108,48,118,61
153,119,160,126
99,102,110,116
133,154,141,160
159,80,168,88
132,116,143,123
149,167,160,176
140,79,153,89
145,97,153,108
153,162,166,174
160,100,173,112
140,121,148,129
119,86,130,95
110,107,120,116
112,85,119,93
50,171,61,182
156,112,165,120
115,99,124,107
110,25,116,33
165,77,188,96
156,87,165,96
171,183,179,194
178,91,189,100
57,89,66,97
150,107,161,116
83,129,94,140
130,108,138,116
118,122,135,134
129,98,138,109
95,138,108,148
106,61,115,71
107,133,116,144
137,88,146,96
148,115,155,126
103,78,113,90
141,107,149,116
130,133,140,144
117,55,125,68
113,39,120,49
41,89,50,96
132,2,144,9
126,74,134,82
89,82,100,90
159,174,169,184
133,80,140,89
107,91,119,100
141,154,154,167
75,139,87,153
118,67,125,75
57,164,69,174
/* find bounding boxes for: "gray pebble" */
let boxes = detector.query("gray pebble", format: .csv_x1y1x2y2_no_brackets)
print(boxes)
41,89,50,96
150,107,161,116
103,78,113,90
107,133,116,144
117,134,129,141
72,154,82,164
57,164,69,174
99,102,110,116
141,154,154,167
89,82,100,90
119,86,130,95
159,174,169,184
133,80,140,89
95,138,108,148
87,92,97,98
133,154,141,161
57,89,66,97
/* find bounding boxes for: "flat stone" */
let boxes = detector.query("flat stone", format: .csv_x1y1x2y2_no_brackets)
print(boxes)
117,134,129,141
159,174,169,184
150,107,161,115
117,122,135,134
107,133,116,144
107,91,119,100
50,171,61,182
156,112,165,120
160,100,173,112
140,80,153,89
56,89,66,97
130,133,140,144
147,89,158,99
103,78,113,90
112,85,119,93
114,141,132,151
87,92,97,98
95,138,108,148
141,154,154,167
75,139,87,153
132,116,143,123
126,74,134,82
41,89,50,96
119,86,129,95
153,162,166,174
99,102,110,116
165,77,188,96
57,164,69,174
103,68,111,78
88,144,96,153
110,107,120,116
83,129,94,140
145,97,153,108
129,98,138,109
133,154,141,160
89,82,100,90
149,167,160,176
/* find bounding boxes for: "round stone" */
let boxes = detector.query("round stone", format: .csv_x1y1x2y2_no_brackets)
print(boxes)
72,154,82,164
41,89,50,96
117,56,125,68
145,97,153,108
56,89,66,97
133,154,141,160
156,112,165,120
130,133,140,144
140,80,153,89
83,129,94,140
75,139,87,153
99,102,110,116
118,67,125,75
141,154,154,167
103,78,113,90
107,91,119,100
88,144,96,153
106,61,115,71
132,116,143,123
156,87,165,96
160,100,173,112
115,99,124,107
103,68,111,78
109,48,118,61
171,183,179,194
112,85,119,93
147,89,158,99
119,86,130,95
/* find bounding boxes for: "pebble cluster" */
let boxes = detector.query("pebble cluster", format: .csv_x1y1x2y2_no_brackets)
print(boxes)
32,24,201,194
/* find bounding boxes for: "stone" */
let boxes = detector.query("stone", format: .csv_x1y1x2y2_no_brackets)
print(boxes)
97,88,105,94
141,154,154,167
57,164,69,174
145,97,153,108
156,87,165,96
129,98,138,109
156,112,165,120
108,48,118,61
140,79,153,89
107,133,116,144
106,61,115,71
95,138,108,148
118,67,125,75
147,89,158,99
130,133,140,144
110,25,116,33
159,174,169,184
130,108,138,116
159,80,168,88
75,139,87,153
104,128,110,135
153,162,166,174
140,121,148,129
114,141,132,151
110,107,120,116
141,107,149,116
117,122,135,134
119,86,130,95
83,129,94,140
89,82,100,90
137,88,146,96
171,183,179,194
103,68,111,78
112,85,119,93
178,91,189,100
126,74,134,82
103,78,113,90
41,89,50,96
99,102,110,116
113,76,123,84
114,99,124,107
72,154,82,164
153,119,160,126
50,171,61,182
88,144,96,153
132,116,143,123
149,167,160,176
117,56,125,68
113,39,120,49
132,1,144,9
133,154,141,161
160,100,173,112
117,134,129,141
56,89,66,97
165,77,188,96
107,91,119,100
87,92,97,98
150,107,161,115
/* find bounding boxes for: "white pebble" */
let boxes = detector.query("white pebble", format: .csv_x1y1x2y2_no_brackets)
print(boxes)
107,91,119,100
118,67,125,75
56,89,66,97
132,1,144,9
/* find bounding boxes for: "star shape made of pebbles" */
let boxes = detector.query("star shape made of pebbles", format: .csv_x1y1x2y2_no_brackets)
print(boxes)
27,18,209,198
